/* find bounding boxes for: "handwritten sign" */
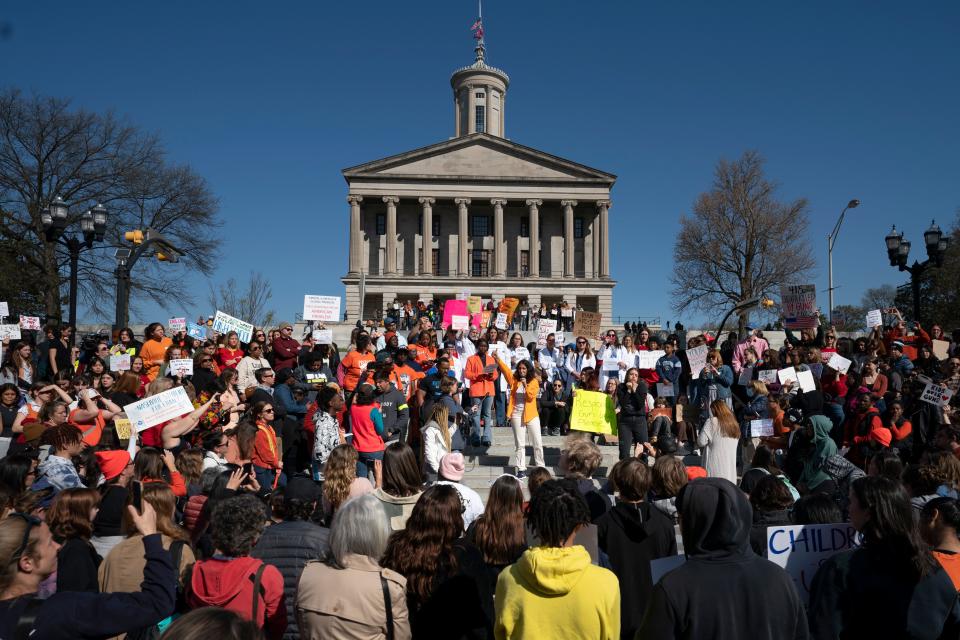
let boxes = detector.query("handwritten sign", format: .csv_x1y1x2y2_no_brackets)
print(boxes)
686,345,709,378
498,298,520,323
569,390,617,435
113,417,133,441
865,309,883,328
511,347,530,363
212,310,254,343
303,295,341,322
826,353,852,375
110,354,131,372
124,386,195,432
572,311,602,342
777,366,798,385
168,358,194,377
758,369,778,384
312,329,333,345
921,382,954,408
656,382,674,397
0,325,21,340
495,312,508,330
537,319,558,348
467,296,482,315
186,322,207,340
638,350,666,369
751,418,774,437
19,316,41,331
767,523,862,605
168,317,186,333
781,284,818,329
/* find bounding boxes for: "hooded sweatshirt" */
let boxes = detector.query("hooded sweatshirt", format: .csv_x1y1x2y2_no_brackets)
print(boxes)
494,545,620,640
637,478,808,640
798,415,838,491
187,556,287,639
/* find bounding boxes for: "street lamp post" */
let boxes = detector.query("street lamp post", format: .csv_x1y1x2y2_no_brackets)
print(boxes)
41,197,108,339
884,221,950,325
113,228,185,330
827,199,860,325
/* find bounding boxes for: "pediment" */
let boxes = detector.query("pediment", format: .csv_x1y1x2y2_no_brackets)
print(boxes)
342,134,615,184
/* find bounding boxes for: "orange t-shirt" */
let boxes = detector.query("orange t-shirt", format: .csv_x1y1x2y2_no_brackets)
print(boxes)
392,364,426,401
139,338,172,381
341,351,375,391
934,550,960,591
70,408,106,446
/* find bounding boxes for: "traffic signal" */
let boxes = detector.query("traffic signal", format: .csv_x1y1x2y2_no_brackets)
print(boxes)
156,251,179,263
761,297,776,309
124,230,144,244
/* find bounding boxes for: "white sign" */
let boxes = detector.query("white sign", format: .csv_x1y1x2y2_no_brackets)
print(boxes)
638,350,666,369
19,316,41,331
168,358,194,377
110,354,131,372
554,331,565,346
602,359,621,372
495,312,508,330
656,382,674,397
826,353,852,375
865,309,883,328
124,386,196,432
738,366,754,386
212,310,254,343
921,382,954,408
451,315,469,331
767,523,862,605
303,295,341,322
0,325,21,340
512,347,530,363
758,369,778,384
168,317,186,332
932,339,950,361
797,369,816,393
777,366,798,385
537,319,558,348
561,309,573,318
312,329,333,345
751,418,774,437
0,302,7,317
686,345,709,378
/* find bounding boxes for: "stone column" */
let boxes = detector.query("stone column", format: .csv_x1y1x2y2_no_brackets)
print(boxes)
562,200,577,278
383,196,399,275
455,198,471,276
419,197,435,276
485,85,492,134
467,86,476,134
592,208,601,277
491,199,506,277
347,195,363,275
598,200,611,278
454,90,460,137
500,92,505,137
526,199,541,278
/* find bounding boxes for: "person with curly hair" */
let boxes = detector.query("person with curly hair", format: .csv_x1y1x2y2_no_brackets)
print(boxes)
321,444,372,522
381,484,491,638
187,494,287,639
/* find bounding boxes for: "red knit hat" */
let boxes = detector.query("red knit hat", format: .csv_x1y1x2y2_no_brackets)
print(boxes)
874,428,893,448
95,450,131,481
685,466,708,481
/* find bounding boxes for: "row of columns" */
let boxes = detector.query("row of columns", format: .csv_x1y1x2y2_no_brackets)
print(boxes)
458,84,505,136
346,196,612,279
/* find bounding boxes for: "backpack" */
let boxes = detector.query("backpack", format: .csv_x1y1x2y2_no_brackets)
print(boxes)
126,540,188,640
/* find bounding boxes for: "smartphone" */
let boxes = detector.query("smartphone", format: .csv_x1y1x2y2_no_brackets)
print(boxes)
131,480,143,514
242,462,254,477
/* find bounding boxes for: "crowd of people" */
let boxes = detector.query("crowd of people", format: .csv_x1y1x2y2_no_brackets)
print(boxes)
0,304,957,639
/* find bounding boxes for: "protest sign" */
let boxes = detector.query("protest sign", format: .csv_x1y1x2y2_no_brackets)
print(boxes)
0,325,21,341
110,354,131,372
303,295,341,322
797,369,816,393
495,312,508,330
0,302,6,317
312,329,333,345
572,311,602,341
18,316,40,331
686,345,709,378
451,315,469,331
738,366,754,386
555,331,565,346
467,296,482,315
124,386,196,432
865,309,883,328
569,390,617,435
537,319,558,348
758,369,778,384
751,418,775,437
656,382,674,397
602,359,621,372
638,350,666,370
561,308,573,318
921,382,954,408
168,317,186,333
305,372,328,386
767,523,862,605
498,298,520,323
443,299,468,329
212,310,254,343
932,339,950,361
781,284,818,329
186,322,206,340
777,367,798,385
168,359,194,377
113,417,133,441
512,347,530,363
826,353,852,375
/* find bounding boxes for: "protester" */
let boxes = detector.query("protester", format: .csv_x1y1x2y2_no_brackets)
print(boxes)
558,437,610,522
350,383,386,484
697,399,740,483
372,442,423,532
47,487,102,592
436,452,485,529
919,497,960,591
496,353,543,477
616,367,650,460
465,339,499,448
748,475,795,557
34,424,86,491
140,323,173,381
465,474,525,586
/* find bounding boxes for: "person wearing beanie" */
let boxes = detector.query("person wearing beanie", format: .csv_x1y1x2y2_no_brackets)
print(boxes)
436,452,484,528
91,450,134,559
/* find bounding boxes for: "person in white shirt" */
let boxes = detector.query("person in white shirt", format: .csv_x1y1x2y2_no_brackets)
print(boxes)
565,336,597,380
436,452,484,528
537,334,564,383
201,431,230,472
620,334,640,382
597,330,628,388
235,342,271,392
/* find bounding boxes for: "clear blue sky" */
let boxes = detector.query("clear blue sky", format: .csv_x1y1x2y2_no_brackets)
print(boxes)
2,1,958,326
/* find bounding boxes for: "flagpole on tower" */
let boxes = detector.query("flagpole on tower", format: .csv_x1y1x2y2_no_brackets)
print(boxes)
471,0,485,62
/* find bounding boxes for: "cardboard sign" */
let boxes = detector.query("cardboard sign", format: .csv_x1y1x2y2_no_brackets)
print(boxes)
921,382,954,408
312,329,333,345
777,367,798,385
537,319,558,348
0,325,21,340
467,296,482,315
638,350,666,370
110,354,131,372
797,369,816,393
168,359,194,377
168,317,186,333
826,353,852,375
212,310,254,343
758,369,778,384
495,312,508,330
751,418,775,437
569,390,618,435
186,322,207,340
303,295,341,322
932,339,950,361
0,302,7,317
865,309,883,328
738,366,754,386
113,417,133,441
572,311,602,344
18,316,40,331
124,386,195,432
767,523,862,605
656,382,674,397
686,345,709,378
781,284,818,329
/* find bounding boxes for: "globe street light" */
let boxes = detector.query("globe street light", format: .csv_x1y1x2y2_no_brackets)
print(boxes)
827,199,860,325
884,220,950,324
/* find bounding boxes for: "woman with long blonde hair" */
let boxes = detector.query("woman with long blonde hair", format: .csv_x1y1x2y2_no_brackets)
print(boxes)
421,402,451,480
322,445,371,522
697,399,740,483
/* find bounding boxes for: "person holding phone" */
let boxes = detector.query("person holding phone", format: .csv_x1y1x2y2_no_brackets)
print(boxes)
465,339,499,448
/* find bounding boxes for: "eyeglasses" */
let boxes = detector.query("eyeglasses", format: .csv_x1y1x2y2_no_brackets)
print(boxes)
576,341,586,345
201,359,213,363
263,373,275,378
8,513,41,560
263,408,275,414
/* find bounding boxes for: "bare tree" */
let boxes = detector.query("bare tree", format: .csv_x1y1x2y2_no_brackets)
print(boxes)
671,151,816,331
860,285,897,313
0,89,220,321
208,272,276,329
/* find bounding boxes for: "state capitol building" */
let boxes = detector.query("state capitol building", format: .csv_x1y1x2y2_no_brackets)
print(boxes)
341,34,616,321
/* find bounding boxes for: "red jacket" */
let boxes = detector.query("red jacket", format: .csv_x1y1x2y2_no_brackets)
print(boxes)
271,336,300,370
188,556,286,639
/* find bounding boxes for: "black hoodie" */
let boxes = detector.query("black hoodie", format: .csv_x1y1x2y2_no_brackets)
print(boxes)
597,501,676,639
636,478,809,640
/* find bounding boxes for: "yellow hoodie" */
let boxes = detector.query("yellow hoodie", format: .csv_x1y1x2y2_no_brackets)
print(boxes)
494,545,620,640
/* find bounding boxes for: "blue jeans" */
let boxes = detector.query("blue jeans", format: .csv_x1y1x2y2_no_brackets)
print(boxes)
254,465,286,490
470,395,494,444
356,450,384,481
494,390,507,428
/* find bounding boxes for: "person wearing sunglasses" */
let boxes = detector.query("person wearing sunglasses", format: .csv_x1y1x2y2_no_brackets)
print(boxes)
0,501,179,639
236,342,271,393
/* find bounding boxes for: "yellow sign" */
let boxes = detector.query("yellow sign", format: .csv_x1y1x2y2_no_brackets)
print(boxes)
114,417,133,441
569,390,618,435
467,296,482,315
